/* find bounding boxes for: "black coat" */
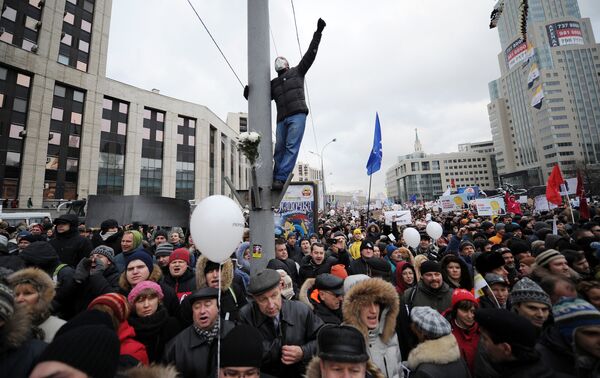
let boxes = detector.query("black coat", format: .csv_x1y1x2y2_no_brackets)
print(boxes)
74,264,121,313
0,307,46,378
128,306,181,363
239,299,324,378
271,31,322,122
163,320,235,378
163,268,196,302
298,255,336,284
348,257,369,275
91,229,123,255
50,218,93,267
313,301,342,325
535,326,575,378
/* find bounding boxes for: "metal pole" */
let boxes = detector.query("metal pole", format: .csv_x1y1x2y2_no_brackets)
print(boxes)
248,0,273,274
320,138,336,211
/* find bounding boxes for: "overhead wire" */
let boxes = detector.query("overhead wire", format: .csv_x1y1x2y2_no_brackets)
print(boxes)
290,0,320,152
185,0,244,89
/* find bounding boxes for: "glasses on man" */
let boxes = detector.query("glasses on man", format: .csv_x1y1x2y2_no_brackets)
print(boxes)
222,368,260,378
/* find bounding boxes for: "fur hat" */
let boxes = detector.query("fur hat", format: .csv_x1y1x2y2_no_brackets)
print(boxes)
8,267,55,319
475,252,505,275
0,280,14,322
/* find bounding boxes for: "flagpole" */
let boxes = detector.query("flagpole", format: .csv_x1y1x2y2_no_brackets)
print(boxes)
366,174,373,227
564,192,576,224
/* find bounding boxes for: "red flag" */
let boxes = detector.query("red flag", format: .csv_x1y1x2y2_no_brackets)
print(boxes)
577,170,590,220
505,192,522,215
546,164,564,205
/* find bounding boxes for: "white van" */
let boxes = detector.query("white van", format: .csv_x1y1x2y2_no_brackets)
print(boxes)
0,212,52,227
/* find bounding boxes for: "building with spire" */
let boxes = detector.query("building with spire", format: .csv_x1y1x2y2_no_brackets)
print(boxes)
385,133,498,203
487,0,600,187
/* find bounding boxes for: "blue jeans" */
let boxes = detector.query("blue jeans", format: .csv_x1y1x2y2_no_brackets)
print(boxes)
273,113,306,181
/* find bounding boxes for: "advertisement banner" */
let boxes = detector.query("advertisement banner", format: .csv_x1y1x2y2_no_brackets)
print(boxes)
474,198,506,216
505,38,528,69
274,182,317,239
547,21,584,47
384,210,412,226
439,194,468,213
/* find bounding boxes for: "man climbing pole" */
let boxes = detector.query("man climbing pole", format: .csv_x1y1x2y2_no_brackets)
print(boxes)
245,18,326,190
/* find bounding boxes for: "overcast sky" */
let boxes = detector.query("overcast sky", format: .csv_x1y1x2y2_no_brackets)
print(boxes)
106,0,600,196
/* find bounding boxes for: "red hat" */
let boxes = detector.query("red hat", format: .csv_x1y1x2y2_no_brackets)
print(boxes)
88,293,130,322
330,264,348,279
451,288,477,308
169,248,190,265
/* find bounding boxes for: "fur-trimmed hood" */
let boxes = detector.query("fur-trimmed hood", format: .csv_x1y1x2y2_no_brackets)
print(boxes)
406,334,461,370
8,267,55,324
0,305,33,353
342,278,399,344
195,256,234,290
304,356,385,378
299,278,316,310
122,364,179,378
119,264,162,292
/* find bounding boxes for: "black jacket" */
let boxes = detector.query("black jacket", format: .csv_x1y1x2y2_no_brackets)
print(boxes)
49,215,93,267
129,306,181,363
91,229,123,255
535,326,575,378
349,257,369,276
313,301,342,325
74,264,121,313
239,299,324,378
163,268,196,302
163,320,235,378
271,31,322,122
0,307,46,378
298,255,336,284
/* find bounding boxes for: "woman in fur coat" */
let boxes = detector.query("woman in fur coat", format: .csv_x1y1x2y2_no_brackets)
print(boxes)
343,278,404,378
9,267,66,342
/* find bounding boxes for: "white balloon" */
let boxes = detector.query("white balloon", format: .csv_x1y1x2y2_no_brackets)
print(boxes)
426,222,443,240
403,227,421,249
190,195,245,263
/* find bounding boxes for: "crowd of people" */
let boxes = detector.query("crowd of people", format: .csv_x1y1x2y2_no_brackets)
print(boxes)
1,203,600,377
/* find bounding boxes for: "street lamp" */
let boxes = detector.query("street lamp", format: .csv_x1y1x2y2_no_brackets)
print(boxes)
309,138,336,210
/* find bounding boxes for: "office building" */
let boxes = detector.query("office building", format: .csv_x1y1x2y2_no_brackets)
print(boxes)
488,0,600,187
0,0,248,207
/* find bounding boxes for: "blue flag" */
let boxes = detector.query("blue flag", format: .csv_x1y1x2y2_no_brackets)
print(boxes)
366,113,382,175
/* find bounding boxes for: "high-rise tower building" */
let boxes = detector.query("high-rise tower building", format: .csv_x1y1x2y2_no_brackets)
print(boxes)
488,0,600,187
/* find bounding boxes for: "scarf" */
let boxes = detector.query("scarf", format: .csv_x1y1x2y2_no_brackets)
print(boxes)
193,320,220,344
100,230,117,241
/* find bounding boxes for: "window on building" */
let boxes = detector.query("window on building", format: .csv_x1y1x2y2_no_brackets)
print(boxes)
176,115,196,200
0,1,42,53
140,107,164,196
58,0,94,72
97,96,128,195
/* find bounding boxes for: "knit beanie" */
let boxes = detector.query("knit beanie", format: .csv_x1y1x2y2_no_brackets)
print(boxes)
100,219,119,232
553,297,600,344
420,260,442,275
511,277,551,307
330,264,349,279
220,325,264,368
410,306,452,339
125,250,154,274
169,248,190,265
535,249,564,268
38,325,120,378
155,242,174,257
20,241,59,267
91,245,115,265
127,280,164,305
88,293,130,322
0,281,14,322
451,288,477,308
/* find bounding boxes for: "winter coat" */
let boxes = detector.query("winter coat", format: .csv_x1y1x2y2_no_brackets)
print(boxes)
366,223,381,244
298,255,336,283
91,229,123,255
305,356,385,378
343,278,403,378
0,252,24,273
74,263,121,313
163,268,196,302
163,320,235,378
299,278,343,325
128,306,181,363
118,320,149,365
7,267,65,342
535,326,576,378
49,214,93,267
449,319,480,376
349,257,370,276
239,298,324,378
271,31,322,122
405,334,470,378
194,256,248,321
475,343,556,378
0,307,46,378
118,265,180,318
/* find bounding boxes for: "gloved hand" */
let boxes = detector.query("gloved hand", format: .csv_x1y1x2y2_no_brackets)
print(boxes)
91,258,107,276
317,18,326,32
74,257,91,283
243,85,249,100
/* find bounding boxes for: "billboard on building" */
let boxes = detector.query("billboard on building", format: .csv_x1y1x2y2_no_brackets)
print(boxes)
546,21,584,47
505,38,528,69
274,182,318,239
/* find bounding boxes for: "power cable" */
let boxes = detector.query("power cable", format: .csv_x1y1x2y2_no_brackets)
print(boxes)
185,0,244,88
290,0,320,152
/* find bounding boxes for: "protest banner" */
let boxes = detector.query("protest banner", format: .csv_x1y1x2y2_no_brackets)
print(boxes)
474,198,506,216
384,210,412,226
